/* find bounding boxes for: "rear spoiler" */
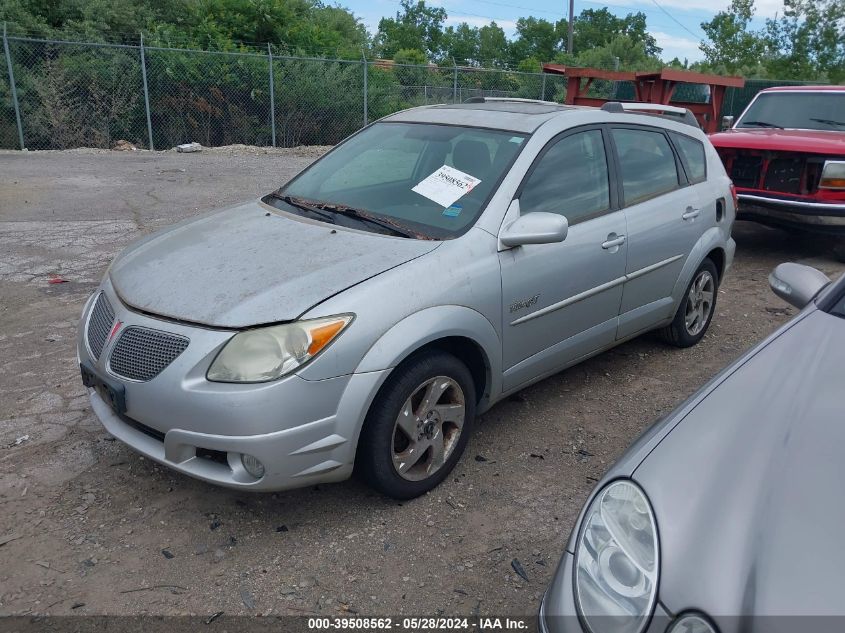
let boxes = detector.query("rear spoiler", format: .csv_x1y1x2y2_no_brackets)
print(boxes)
601,102,700,129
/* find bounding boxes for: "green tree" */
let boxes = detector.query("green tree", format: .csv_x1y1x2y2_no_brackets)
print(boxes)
393,48,429,87
509,17,565,65
442,22,479,64
573,9,661,58
763,0,845,81
700,0,767,74
374,0,447,60
478,22,508,67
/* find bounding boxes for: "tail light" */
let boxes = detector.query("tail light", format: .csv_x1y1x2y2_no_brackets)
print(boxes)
730,182,739,208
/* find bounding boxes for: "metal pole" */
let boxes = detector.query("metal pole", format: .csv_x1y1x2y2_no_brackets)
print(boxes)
541,73,547,100
267,43,276,147
139,33,154,151
452,58,458,103
567,0,574,54
362,50,368,127
3,23,25,150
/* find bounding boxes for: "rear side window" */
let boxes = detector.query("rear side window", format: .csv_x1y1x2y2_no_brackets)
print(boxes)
671,132,707,184
519,129,610,225
612,128,680,206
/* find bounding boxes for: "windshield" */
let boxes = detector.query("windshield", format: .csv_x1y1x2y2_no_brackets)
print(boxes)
276,122,527,239
737,92,845,131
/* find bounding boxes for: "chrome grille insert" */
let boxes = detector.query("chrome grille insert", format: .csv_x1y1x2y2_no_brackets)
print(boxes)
86,292,115,360
109,327,189,382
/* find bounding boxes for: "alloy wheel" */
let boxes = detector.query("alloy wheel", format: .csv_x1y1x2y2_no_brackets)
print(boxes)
391,376,466,481
684,270,715,336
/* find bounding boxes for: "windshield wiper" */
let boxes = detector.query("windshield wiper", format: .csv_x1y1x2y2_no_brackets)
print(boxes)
811,118,845,128
269,193,336,223
319,204,422,239
740,120,784,129
271,193,430,239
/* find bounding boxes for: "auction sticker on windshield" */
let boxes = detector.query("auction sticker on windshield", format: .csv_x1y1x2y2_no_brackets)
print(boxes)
412,165,481,208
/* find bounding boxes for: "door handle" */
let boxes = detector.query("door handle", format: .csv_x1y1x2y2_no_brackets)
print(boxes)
601,234,626,250
682,206,700,221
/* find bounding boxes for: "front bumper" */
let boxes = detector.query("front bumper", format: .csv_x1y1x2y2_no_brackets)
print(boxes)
78,283,387,491
737,193,845,235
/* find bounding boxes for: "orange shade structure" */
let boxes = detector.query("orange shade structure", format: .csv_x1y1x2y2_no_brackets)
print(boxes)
542,64,745,134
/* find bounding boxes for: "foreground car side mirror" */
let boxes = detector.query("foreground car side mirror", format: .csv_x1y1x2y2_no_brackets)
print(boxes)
769,263,830,309
721,115,735,130
500,209,569,247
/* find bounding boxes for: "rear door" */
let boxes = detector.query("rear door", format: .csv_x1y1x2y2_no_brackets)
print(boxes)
611,126,710,339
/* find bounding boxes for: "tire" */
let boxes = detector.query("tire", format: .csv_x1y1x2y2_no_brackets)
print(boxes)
659,258,719,348
356,350,476,500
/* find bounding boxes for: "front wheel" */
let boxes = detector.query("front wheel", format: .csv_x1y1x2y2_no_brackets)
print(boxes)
356,350,475,500
659,258,718,348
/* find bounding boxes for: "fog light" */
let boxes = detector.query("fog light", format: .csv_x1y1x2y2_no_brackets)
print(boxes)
241,454,265,478
669,614,717,633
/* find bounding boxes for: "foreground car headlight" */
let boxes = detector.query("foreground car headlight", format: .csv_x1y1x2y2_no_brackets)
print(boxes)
207,315,353,382
574,480,659,633
820,160,845,190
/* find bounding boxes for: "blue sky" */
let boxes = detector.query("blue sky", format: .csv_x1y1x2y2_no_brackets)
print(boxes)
341,0,783,63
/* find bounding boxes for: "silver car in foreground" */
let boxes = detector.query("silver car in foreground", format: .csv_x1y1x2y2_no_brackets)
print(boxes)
540,263,844,633
78,98,736,499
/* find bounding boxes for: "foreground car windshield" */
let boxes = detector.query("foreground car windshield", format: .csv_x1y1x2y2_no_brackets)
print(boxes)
276,122,527,239
737,92,845,130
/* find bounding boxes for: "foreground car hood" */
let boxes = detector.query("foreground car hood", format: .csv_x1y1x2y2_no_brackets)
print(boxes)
709,128,845,155
109,201,439,327
634,309,845,617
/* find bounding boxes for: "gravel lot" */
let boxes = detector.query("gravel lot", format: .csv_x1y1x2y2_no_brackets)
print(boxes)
1,147,843,619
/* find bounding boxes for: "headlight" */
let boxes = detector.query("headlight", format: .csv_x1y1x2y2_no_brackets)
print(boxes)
574,480,659,633
207,315,352,382
820,160,845,190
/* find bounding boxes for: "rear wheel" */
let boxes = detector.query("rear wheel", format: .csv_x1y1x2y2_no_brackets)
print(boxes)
356,350,475,500
659,258,718,348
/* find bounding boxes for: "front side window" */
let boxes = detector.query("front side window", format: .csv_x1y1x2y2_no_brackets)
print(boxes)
671,132,707,184
613,128,680,206
276,122,527,239
519,129,610,225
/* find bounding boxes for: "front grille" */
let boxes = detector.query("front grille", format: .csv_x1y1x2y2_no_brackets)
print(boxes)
109,326,189,382
731,155,763,188
764,158,803,194
86,293,115,360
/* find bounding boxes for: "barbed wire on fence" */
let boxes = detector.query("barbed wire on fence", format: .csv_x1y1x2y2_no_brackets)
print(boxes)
0,32,819,151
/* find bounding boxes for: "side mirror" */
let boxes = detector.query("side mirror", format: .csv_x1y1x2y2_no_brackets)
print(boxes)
500,209,569,247
721,115,735,131
769,263,830,309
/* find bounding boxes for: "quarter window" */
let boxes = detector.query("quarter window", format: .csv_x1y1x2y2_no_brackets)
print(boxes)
519,130,610,224
612,128,680,205
671,132,707,184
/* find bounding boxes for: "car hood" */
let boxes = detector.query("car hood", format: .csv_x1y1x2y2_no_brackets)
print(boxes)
109,201,440,328
709,128,845,156
634,308,845,618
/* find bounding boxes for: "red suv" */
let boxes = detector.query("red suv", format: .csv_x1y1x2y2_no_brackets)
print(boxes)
709,86,845,237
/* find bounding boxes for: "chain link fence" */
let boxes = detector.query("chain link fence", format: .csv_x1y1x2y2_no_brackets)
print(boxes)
0,35,570,151
0,33,818,151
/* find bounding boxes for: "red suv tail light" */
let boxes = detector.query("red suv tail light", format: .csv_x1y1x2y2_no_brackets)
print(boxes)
730,182,739,209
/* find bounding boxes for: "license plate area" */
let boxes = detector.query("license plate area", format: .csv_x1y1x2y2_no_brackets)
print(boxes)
80,362,126,415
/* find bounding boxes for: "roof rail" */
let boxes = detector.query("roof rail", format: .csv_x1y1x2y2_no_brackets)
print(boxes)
601,101,700,129
463,96,560,105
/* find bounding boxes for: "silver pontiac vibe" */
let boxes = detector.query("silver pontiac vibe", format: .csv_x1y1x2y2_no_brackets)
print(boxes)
77,99,736,499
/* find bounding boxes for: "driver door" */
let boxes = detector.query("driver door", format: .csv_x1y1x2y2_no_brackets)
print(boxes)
499,127,627,392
